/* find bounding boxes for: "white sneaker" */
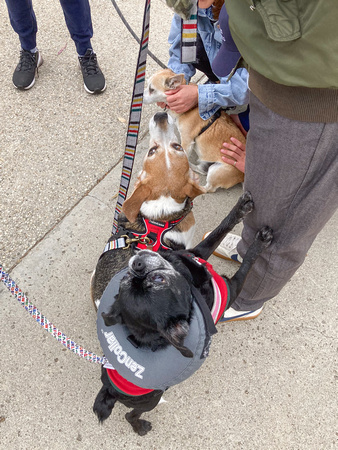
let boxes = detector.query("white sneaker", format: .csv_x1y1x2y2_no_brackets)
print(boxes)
219,305,264,322
203,232,243,263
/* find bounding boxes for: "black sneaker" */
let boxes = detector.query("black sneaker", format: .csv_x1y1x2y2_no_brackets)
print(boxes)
13,49,43,90
78,49,106,94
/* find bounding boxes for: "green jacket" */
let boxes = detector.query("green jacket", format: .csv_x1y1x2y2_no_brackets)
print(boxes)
225,0,338,89
224,0,338,122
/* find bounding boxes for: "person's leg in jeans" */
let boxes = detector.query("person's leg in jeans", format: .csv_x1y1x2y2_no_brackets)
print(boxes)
59,0,92,56
5,0,37,51
233,93,338,312
5,0,43,89
59,0,106,94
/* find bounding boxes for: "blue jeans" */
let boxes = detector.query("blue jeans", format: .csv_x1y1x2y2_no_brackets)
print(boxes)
5,0,93,55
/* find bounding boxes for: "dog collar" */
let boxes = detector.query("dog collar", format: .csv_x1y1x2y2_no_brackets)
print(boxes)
97,267,217,391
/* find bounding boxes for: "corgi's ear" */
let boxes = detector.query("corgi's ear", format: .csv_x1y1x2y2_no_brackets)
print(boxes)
122,183,151,223
165,73,185,90
183,179,205,200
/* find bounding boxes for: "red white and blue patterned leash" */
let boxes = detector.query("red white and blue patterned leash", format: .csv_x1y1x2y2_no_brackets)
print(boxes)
0,2,153,366
0,265,108,365
0,1,198,363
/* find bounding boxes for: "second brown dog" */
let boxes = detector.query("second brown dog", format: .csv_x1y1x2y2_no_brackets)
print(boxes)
144,68,246,192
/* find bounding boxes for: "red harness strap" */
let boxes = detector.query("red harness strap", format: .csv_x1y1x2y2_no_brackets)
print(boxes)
133,217,184,251
188,256,230,324
203,260,230,324
107,367,154,396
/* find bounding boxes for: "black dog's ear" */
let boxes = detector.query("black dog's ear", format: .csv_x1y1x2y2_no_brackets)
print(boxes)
158,320,193,358
101,301,123,326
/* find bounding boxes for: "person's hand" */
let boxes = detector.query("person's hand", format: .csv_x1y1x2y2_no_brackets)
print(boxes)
164,84,198,114
220,137,246,173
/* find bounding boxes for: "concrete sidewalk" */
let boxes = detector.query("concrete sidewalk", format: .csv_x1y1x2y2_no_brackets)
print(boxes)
1,1,337,449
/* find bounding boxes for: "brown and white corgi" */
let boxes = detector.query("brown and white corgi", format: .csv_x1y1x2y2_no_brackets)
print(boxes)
90,112,205,309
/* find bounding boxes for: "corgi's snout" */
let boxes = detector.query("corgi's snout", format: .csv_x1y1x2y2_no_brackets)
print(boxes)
152,111,173,131
149,111,175,137
153,111,169,124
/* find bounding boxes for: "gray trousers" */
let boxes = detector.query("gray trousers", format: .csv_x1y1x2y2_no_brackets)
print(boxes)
235,93,338,311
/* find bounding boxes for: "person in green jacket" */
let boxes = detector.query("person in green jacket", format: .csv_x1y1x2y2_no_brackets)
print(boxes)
209,0,338,321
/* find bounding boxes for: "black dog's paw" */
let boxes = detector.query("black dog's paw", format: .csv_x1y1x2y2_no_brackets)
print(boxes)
93,387,116,423
256,226,273,247
238,191,254,218
125,412,152,436
136,419,152,436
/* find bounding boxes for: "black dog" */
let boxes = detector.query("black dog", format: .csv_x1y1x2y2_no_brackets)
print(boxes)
93,192,273,435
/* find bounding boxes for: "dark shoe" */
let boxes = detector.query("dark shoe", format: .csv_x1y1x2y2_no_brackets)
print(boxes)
78,49,106,94
13,49,43,90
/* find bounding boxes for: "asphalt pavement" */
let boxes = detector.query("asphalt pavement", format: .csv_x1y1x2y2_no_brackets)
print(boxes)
1,1,337,449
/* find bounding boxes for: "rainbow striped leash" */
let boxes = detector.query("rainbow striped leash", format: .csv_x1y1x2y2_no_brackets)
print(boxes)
181,2,198,64
112,0,197,233
112,0,151,233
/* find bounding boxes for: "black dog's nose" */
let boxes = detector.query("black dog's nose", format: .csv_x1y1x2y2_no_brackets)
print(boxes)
131,256,147,278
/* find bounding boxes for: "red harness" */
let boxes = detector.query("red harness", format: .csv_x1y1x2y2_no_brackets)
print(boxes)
101,205,192,256
132,216,185,251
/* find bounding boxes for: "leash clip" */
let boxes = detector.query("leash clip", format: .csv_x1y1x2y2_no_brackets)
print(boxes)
122,235,151,249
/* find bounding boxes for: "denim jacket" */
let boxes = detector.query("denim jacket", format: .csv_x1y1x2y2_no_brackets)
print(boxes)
167,7,249,120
